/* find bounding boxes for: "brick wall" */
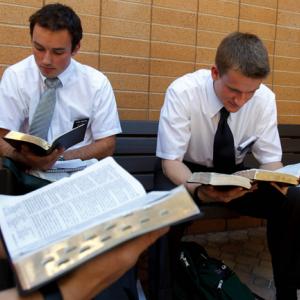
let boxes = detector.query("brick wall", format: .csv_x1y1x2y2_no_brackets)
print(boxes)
0,1,299,231
0,0,299,123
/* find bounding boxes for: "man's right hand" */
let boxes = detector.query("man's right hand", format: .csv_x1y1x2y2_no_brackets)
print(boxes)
14,145,64,171
196,184,257,204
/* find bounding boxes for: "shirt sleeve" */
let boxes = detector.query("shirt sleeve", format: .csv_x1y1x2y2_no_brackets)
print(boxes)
0,68,28,131
90,76,121,140
156,85,191,161
251,90,282,165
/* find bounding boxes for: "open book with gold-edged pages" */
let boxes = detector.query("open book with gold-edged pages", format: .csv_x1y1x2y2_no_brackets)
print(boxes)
188,166,300,189
3,123,87,156
0,157,200,295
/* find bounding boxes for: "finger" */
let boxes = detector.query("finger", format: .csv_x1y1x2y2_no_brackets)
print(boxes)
20,144,33,154
123,227,169,255
270,182,288,195
51,148,64,158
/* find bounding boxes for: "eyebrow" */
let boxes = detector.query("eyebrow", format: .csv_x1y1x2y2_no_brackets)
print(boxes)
32,41,66,52
225,83,258,94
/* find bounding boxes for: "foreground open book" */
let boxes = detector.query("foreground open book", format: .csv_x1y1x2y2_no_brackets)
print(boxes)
3,123,87,156
188,166,300,189
0,157,200,294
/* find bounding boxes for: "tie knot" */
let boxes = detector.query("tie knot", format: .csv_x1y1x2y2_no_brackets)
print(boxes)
45,77,61,89
220,107,230,120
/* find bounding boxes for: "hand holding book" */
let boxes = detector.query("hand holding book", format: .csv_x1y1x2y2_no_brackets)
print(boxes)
189,165,300,203
3,124,87,171
3,123,87,156
194,184,255,204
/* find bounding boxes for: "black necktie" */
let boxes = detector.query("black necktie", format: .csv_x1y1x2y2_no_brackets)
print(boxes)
213,107,235,174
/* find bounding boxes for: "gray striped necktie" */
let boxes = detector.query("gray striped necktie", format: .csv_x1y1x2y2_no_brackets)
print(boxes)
29,77,61,140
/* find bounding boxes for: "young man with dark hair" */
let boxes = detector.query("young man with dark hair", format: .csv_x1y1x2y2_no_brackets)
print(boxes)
0,3,121,171
0,3,145,300
157,32,300,299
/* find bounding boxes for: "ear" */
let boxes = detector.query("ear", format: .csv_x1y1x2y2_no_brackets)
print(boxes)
72,42,80,56
211,65,220,81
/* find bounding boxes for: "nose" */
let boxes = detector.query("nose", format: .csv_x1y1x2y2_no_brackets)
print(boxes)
233,92,250,107
42,51,52,65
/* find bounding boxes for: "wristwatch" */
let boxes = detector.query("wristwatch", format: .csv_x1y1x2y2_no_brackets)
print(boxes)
58,155,65,161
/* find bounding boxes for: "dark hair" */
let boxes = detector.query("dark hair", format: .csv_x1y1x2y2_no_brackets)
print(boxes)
29,3,82,51
215,32,270,79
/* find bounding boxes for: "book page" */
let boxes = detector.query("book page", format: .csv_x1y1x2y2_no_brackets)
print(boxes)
0,157,146,258
188,172,251,189
235,168,299,185
28,158,98,182
276,163,300,177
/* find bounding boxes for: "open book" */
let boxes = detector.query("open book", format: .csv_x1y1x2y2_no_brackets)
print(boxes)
0,157,200,294
188,167,300,189
3,123,87,156
29,158,98,182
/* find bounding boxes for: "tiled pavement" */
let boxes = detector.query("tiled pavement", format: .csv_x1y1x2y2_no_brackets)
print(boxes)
142,227,300,300
183,227,278,300
140,226,300,299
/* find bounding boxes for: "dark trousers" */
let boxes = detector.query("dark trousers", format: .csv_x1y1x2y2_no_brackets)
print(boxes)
228,184,300,289
185,161,300,296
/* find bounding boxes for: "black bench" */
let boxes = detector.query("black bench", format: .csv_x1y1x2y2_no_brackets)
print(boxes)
114,120,300,219
1,120,299,210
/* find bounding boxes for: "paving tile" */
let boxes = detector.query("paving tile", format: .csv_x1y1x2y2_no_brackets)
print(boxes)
260,259,273,269
259,250,272,261
234,263,253,273
234,269,253,284
219,252,235,262
253,265,274,279
253,276,272,289
221,242,243,253
184,227,300,300
248,227,267,237
236,254,260,266
205,246,221,258
228,229,248,240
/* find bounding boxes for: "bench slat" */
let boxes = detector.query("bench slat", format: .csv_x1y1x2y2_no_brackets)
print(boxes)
282,154,300,165
281,138,300,152
132,174,155,191
114,156,159,173
115,137,157,154
278,124,300,137
120,120,158,136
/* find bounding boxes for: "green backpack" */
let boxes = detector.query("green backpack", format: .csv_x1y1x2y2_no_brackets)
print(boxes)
173,241,262,300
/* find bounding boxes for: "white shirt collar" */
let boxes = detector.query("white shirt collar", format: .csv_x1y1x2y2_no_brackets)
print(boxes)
39,58,75,87
205,74,223,118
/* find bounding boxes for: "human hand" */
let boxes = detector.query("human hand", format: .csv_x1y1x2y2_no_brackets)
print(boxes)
269,182,289,195
196,184,257,204
16,145,64,171
60,227,169,300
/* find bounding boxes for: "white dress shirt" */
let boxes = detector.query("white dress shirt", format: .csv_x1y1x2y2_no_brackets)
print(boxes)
0,55,121,148
157,69,282,167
